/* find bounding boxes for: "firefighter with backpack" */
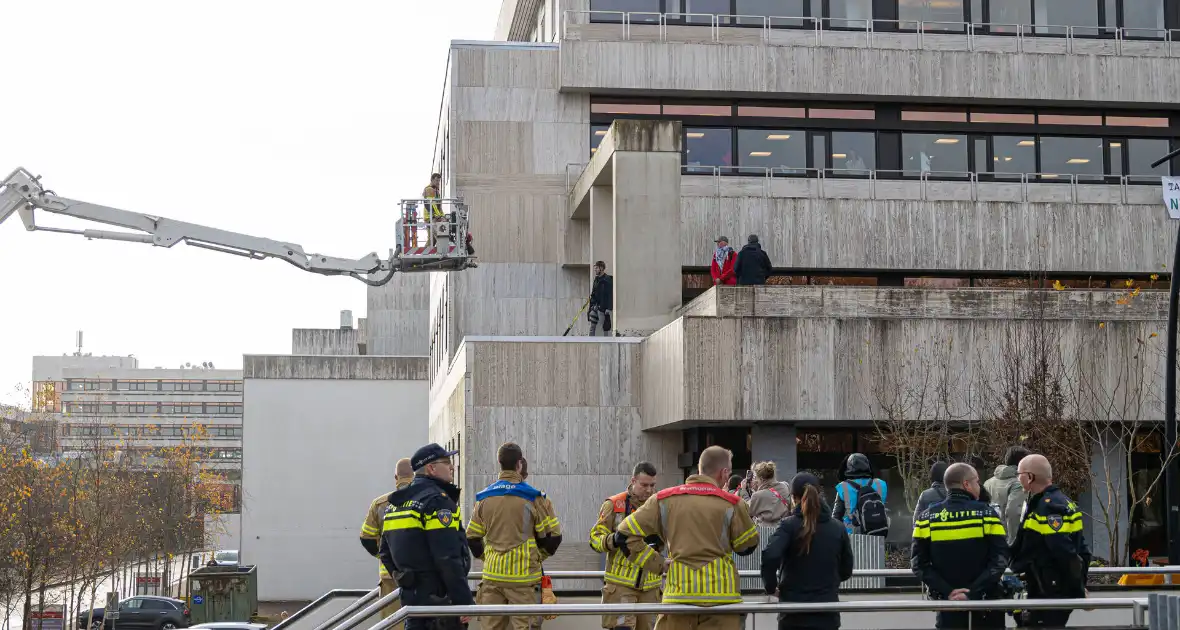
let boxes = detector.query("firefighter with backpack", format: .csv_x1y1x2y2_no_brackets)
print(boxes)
832,453,890,537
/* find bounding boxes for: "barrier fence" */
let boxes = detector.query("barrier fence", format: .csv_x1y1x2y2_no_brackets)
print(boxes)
562,9,1180,56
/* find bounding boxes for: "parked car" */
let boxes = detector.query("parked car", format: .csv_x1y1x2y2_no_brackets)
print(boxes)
77,596,191,630
188,624,266,630
211,550,238,566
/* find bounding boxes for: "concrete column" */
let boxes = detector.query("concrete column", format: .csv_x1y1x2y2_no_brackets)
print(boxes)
612,151,682,336
751,424,797,480
1089,432,1129,564
589,185,614,272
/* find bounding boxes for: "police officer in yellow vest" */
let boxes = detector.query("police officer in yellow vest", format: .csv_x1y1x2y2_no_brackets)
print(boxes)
618,446,759,630
467,443,563,630
360,458,415,621
590,462,662,630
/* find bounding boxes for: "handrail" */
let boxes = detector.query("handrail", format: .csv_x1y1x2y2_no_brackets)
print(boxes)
378,597,1150,630
333,588,402,630
270,589,375,630
564,9,1180,57
309,588,382,630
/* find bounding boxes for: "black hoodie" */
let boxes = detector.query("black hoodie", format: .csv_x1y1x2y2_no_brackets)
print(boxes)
735,242,772,285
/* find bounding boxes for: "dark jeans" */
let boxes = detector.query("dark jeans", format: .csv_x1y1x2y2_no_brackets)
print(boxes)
936,611,1004,629
402,587,465,630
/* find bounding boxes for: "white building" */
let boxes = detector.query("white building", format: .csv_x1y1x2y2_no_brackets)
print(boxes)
32,355,244,504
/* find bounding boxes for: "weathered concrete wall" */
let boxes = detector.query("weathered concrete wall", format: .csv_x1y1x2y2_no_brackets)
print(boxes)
440,338,680,585
243,355,428,380
680,178,1171,274
643,287,1170,428
367,273,430,356
559,37,1180,106
291,328,362,356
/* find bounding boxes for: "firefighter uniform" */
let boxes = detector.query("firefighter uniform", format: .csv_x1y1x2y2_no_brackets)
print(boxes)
467,471,563,630
911,489,1009,629
617,475,759,630
380,475,474,630
1008,485,1090,628
361,477,414,622
590,491,663,630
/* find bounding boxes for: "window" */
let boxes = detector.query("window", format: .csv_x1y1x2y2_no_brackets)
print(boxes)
1039,136,1104,179
1107,115,1170,128
667,0,730,24
589,0,661,23
899,0,965,31
738,129,807,174
1123,0,1166,33
901,133,969,176
737,0,809,27
738,105,806,118
971,111,1035,124
1128,138,1171,177
809,107,875,120
591,102,660,115
1034,0,1099,36
988,135,1037,179
684,128,733,173
826,0,872,28
831,131,875,174
664,103,732,116
206,380,242,392
591,124,610,155
141,600,175,611
902,109,968,122
121,599,143,610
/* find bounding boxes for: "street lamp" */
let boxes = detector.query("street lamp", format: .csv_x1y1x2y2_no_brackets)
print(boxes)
1151,146,1180,564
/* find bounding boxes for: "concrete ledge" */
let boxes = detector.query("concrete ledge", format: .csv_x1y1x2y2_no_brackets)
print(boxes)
243,355,428,380
569,120,683,218
687,286,1170,320
461,335,644,344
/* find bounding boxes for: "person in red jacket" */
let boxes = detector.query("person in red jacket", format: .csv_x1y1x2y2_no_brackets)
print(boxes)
711,235,737,285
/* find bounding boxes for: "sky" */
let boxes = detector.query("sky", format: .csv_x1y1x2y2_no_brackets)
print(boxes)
0,0,501,404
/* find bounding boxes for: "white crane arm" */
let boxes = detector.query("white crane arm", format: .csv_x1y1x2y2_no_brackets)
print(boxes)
1,168,475,285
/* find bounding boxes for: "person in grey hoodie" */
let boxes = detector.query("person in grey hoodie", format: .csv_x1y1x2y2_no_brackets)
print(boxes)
747,461,793,525
912,461,950,524
983,445,1030,544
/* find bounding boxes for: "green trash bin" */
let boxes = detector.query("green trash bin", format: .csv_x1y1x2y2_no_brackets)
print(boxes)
187,565,258,624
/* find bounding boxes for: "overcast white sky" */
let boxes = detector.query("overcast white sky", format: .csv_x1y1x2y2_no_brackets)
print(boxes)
0,0,500,403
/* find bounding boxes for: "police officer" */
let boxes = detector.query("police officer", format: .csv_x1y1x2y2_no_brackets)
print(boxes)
911,463,1009,629
361,458,415,621
467,443,562,630
1009,454,1090,628
617,446,759,630
589,462,662,630
380,444,474,630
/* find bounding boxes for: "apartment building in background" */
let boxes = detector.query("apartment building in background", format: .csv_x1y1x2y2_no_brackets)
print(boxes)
32,354,244,509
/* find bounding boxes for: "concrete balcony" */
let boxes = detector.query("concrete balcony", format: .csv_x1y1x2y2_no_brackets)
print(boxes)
639,285,1171,428
560,11,1180,105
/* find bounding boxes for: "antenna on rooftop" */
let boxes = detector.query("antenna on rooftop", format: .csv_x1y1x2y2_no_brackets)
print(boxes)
75,331,84,357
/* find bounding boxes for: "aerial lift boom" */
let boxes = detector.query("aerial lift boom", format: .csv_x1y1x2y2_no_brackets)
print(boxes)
0,167,474,286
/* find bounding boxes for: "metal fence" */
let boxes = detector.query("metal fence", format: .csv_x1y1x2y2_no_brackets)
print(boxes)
1149,592,1180,630
562,9,1180,57
730,525,885,591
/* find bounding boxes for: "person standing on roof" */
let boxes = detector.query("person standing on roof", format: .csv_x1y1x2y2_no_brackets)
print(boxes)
363,458,416,622
983,446,1030,545
710,236,737,286
832,453,889,537
379,444,473,630
467,443,563,630
423,173,446,246
589,462,663,630
617,445,759,630
734,235,772,286
588,261,614,337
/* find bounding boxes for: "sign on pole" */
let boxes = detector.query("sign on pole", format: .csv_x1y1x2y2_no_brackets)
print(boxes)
30,605,64,630
1164,176,1180,219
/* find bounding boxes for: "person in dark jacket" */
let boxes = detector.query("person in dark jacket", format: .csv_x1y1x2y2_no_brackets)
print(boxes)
911,463,1008,629
588,260,613,336
734,234,772,285
913,461,950,524
380,443,474,630
761,472,854,630
832,453,889,536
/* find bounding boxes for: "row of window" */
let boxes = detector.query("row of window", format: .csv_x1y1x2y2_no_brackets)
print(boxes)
65,379,243,392
63,424,242,438
592,124,1175,178
64,402,243,416
591,0,1176,35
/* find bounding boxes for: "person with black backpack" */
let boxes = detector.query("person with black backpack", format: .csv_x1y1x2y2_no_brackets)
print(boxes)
832,453,890,537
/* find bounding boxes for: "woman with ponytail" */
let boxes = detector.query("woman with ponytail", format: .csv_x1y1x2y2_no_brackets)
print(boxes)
760,472,854,630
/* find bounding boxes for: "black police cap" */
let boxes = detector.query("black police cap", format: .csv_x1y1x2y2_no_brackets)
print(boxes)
411,443,458,472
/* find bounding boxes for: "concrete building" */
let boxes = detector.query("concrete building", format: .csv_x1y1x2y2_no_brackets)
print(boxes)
32,355,244,491
239,355,428,602
390,0,1180,571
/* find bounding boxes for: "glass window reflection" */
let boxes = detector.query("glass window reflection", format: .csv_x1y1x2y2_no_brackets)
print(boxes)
985,0,1032,33
1128,138,1171,178
737,0,809,27
902,133,969,177
827,0,872,28
1123,0,1166,35
899,0,966,32
668,0,730,24
831,131,875,174
590,124,609,155
1034,0,1100,36
991,136,1037,180
589,0,661,23
738,129,808,174
1039,136,1104,180
685,128,734,174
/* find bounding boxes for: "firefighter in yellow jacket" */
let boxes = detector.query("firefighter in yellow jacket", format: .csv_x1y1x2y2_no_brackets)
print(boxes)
467,442,563,630
617,446,759,630
590,462,662,630
360,458,415,621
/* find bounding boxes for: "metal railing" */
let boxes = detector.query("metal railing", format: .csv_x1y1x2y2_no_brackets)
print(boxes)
379,598,1151,630
562,10,1180,56
294,566,1179,630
